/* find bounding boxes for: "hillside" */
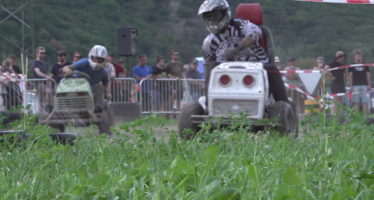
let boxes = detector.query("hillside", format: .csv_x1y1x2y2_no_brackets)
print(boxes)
1,0,374,68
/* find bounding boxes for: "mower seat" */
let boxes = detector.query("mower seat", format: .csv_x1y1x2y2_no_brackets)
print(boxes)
236,3,275,64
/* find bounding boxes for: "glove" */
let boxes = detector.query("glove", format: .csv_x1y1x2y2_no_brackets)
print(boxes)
62,66,72,74
224,48,238,61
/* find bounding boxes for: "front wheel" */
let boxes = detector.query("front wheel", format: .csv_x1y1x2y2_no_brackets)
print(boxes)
268,101,298,137
50,124,65,132
178,102,204,139
97,109,113,135
49,133,76,145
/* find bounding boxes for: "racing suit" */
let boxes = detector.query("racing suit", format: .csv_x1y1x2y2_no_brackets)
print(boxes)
202,18,288,102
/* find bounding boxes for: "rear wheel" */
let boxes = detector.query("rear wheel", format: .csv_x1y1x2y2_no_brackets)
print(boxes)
178,102,204,139
0,111,22,126
268,101,298,137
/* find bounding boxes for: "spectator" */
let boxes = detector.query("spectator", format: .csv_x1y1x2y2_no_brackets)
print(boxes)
326,51,347,115
313,56,328,96
1,59,15,74
166,50,183,111
152,56,170,111
167,50,184,78
152,56,169,78
63,45,110,104
183,64,191,75
103,62,116,79
72,51,82,63
108,53,129,102
186,59,204,101
108,53,127,78
8,54,22,74
132,54,153,111
31,46,51,79
30,46,52,113
7,55,24,108
274,56,281,70
195,57,205,79
51,50,71,84
117,58,127,72
348,49,371,114
186,59,201,79
313,56,326,71
1,58,23,109
0,59,14,110
284,58,298,83
284,58,305,114
103,61,116,100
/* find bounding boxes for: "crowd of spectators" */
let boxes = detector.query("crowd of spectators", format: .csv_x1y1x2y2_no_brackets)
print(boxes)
277,49,373,115
130,50,204,112
0,46,207,114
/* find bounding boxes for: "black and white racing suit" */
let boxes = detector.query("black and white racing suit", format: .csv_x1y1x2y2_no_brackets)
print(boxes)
202,18,288,102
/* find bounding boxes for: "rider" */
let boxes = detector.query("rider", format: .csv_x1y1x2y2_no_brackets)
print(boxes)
198,0,288,102
63,45,111,103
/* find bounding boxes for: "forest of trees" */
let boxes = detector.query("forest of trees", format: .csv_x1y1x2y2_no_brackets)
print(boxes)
1,0,374,69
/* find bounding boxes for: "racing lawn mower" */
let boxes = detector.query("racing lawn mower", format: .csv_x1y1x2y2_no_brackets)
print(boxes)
178,3,298,139
1,70,141,144
38,70,141,139
38,71,113,135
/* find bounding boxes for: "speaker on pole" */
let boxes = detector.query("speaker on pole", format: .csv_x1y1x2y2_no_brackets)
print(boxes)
117,27,137,56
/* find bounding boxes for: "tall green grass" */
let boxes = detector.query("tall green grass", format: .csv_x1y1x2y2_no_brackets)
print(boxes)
0,112,373,199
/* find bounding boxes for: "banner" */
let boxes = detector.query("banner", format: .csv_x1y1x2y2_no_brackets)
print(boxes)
295,0,374,4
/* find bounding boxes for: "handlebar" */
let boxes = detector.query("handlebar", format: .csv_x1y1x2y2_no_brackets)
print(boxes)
64,71,91,80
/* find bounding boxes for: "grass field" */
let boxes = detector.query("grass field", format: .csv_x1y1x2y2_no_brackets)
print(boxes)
0,112,373,199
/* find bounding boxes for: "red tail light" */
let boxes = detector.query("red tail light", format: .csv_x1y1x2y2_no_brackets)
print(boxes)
243,75,254,87
219,74,231,86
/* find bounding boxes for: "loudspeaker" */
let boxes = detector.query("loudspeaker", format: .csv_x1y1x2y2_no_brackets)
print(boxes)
117,27,137,56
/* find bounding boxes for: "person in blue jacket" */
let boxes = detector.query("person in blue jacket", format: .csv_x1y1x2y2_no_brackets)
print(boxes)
63,45,110,104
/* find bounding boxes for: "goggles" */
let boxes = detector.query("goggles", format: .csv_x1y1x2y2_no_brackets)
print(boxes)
203,10,225,22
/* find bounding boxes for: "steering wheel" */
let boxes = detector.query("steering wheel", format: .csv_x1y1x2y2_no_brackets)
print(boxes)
64,70,91,80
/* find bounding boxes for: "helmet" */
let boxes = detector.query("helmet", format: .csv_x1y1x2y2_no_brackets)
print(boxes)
274,56,280,63
88,45,108,71
198,0,231,34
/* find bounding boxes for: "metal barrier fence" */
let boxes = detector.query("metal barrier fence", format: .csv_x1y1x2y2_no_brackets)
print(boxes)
139,78,205,114
0,78,56,114
111,78,138,103
1,77,205,115
0,78,24,111
24,79,56,114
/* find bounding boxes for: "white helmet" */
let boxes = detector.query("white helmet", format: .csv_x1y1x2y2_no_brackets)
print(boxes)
274,56,280,63
198,0,231,34
88,45,108,71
